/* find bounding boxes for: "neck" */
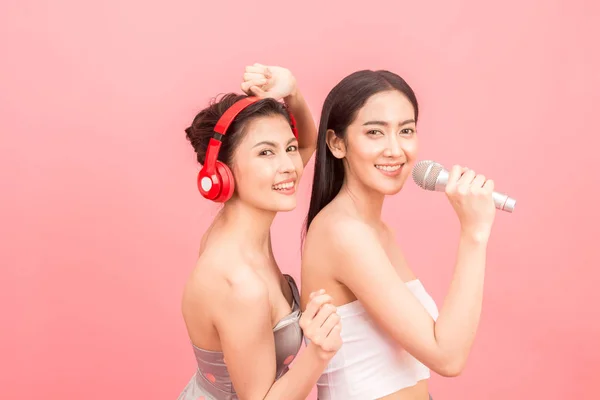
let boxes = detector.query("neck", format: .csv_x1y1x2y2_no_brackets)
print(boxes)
338,173,385,226
216,197,276,256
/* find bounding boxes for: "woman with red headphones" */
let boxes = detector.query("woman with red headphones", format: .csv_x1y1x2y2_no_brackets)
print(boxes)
178,64,342,400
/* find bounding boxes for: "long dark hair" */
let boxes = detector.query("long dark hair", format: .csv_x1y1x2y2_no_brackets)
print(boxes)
303,70,419,238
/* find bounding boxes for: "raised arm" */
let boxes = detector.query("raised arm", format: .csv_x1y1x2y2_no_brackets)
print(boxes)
282,88,316,166
330,166,497,377
215,272,342,400
241,63,317,166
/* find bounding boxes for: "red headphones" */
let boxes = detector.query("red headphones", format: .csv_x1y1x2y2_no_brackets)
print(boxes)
198,96,299,202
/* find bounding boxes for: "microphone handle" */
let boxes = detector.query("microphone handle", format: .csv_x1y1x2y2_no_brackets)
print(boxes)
434,170,516,213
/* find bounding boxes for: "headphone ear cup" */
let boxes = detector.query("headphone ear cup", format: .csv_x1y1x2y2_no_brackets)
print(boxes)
197,169,217,200
214,161,234,202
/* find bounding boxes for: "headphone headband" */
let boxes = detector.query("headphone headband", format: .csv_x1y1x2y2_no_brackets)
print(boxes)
214,96,298,138
214,96,260,136
202,97,259,176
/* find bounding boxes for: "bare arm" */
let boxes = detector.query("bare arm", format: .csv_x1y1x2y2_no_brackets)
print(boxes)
215,273,341,400
330,166,496,377
332,221,486,376
283,88,317,166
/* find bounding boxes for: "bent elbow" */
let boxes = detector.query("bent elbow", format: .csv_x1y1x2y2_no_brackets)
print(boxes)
436,364,464,377
432,356,466,377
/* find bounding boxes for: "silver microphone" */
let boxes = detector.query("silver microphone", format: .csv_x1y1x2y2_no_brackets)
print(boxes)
412,160,516,213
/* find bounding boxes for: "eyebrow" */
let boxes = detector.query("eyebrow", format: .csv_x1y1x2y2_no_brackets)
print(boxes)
362,119,416,127
252,137,298,149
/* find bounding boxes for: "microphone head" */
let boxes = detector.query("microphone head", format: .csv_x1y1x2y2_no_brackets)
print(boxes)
412,160,445,191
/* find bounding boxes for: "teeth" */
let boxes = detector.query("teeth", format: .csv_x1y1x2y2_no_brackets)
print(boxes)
273,181,294,190
375,164,402,172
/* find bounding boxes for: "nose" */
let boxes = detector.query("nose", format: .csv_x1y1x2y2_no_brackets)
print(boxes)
278,152,295,174
383,133,403,158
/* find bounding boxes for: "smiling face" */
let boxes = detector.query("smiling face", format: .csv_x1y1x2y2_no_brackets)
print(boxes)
327,90,418,196
230,114,304,212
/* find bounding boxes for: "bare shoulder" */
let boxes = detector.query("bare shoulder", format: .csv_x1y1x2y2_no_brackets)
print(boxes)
224,266,270,308
182,248,269,321
306,207,375,249
302,208,370,307
303,207,383,286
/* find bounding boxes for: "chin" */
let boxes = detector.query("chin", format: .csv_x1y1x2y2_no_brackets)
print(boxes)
262,202,296,212
367,175,406,196
375,183,405,196
380,169,413,195
261,195,297,212
276,203,297,212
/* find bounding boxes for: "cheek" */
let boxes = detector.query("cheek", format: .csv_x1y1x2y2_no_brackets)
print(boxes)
293,155,304,177
402,138,419,158
233,160,275,191
348,138,384,165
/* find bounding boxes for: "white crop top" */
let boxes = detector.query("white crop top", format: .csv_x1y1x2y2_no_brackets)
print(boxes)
315,279,439,400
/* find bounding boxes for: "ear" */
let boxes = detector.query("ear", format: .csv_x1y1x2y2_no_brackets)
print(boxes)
326,129,346,159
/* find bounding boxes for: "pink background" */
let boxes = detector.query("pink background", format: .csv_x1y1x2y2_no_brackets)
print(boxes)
2,0,599,399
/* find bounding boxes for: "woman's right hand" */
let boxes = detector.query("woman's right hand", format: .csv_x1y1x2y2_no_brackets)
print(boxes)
445,165,497,242
299,290,342,361
240,63,297,101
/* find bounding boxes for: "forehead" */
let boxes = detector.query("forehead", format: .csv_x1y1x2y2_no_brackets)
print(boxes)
354,90,415,123
240,114,294,146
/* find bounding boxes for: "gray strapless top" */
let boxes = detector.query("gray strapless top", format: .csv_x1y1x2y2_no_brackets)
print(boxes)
177,274,303,400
